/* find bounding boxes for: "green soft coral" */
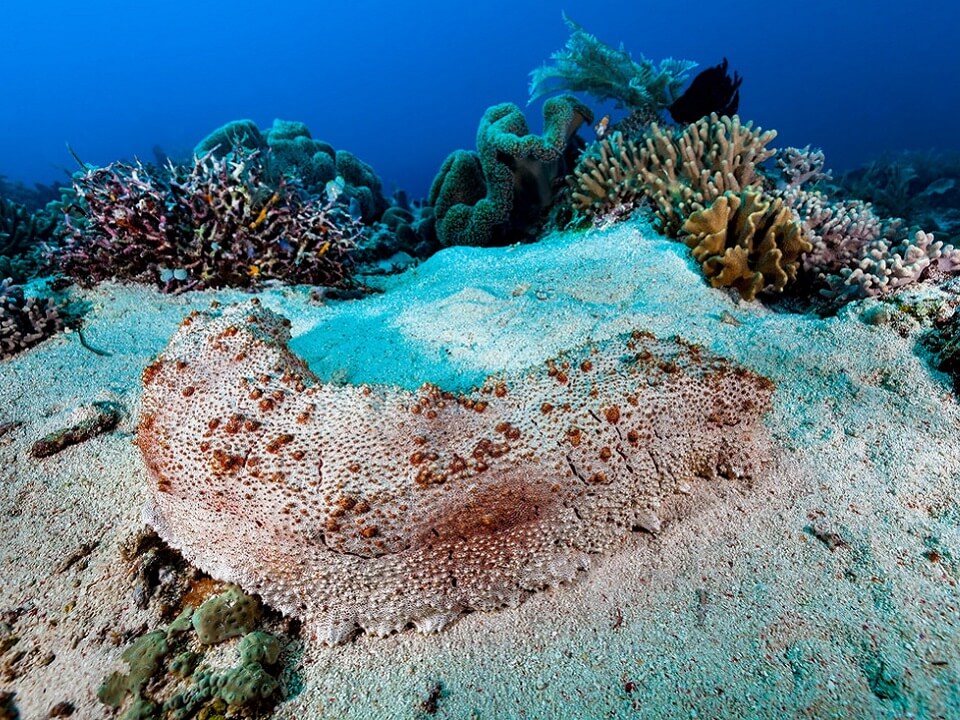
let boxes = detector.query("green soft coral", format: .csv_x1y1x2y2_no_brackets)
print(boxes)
529,13,696,112
429,96,592,247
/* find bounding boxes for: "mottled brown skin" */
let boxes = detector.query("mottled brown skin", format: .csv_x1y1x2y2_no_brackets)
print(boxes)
138,303,774,643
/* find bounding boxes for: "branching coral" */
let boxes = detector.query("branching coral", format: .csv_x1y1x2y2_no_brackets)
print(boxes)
52,152,360,292
429,96,591,246
821,229,960,300
138,302,773,644
568,131,646,222
682,190,811,301
567,114,777,235
774,146,831,192
0,197,55,283
0,278,64,360
529,13,696,113
637,114,778,236
194,119,388,221
780,183,960,301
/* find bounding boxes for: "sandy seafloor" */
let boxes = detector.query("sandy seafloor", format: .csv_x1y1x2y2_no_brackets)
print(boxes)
2,217,960,719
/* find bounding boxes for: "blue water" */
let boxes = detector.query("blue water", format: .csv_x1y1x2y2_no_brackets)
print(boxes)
2,0,959,197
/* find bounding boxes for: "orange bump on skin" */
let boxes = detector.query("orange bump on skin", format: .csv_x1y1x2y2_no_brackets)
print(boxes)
182,386,196,397
605,406,621,424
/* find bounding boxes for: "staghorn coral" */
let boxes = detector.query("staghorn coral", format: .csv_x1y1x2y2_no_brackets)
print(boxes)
529,13,696,114
638,114,778,236
138,302,774,644
429,96,591,246
53,152,360,292
682,190,811,301
0,278,64,360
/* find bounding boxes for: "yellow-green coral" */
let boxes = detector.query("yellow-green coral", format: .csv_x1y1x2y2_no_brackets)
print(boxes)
638,114,777,236
682,190,811,301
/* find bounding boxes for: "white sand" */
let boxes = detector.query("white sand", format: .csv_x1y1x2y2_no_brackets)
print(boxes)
2,220,959,719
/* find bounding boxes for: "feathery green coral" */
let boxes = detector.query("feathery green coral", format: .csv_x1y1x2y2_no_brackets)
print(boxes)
529,13,696,112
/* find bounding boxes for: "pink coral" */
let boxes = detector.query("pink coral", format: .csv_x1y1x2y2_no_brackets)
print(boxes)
137,302,774,643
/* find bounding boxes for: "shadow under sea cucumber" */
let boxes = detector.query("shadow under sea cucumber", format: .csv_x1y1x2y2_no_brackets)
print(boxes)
137,300,774,644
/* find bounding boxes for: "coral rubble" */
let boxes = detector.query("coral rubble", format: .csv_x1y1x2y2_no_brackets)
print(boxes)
137,301,773,644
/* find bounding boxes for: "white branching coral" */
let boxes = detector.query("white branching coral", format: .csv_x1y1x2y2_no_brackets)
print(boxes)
137,302,774,644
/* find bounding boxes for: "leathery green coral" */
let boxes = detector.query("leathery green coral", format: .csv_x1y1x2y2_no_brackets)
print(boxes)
429,95,592,246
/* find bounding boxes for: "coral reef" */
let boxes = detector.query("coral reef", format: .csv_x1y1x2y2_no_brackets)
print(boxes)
821,229,960,301
529,13,695,114
682,190,811,301
52,151,360,292
0,197,55,283
0,278,63,360
137,301,773,644
778,169,960,301
567,114,777,236
636,114,777,236
194,118,388,221
429,96,591,246
837,151,960,248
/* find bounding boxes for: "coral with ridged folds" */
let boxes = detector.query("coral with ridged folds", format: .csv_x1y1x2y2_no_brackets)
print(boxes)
682,190,812,301
0,278,63,360
137,301,774,644
429,96,592,247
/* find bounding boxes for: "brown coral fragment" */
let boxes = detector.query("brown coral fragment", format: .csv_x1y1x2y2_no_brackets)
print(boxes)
137,302,774,644
683,190,811,300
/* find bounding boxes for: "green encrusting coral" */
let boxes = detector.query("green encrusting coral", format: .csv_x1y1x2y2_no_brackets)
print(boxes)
98,586,284,719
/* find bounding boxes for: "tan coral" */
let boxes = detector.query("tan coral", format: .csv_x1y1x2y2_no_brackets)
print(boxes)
569,132,646,220
137,302,774,644
638,114,778,236
682,190,811,301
